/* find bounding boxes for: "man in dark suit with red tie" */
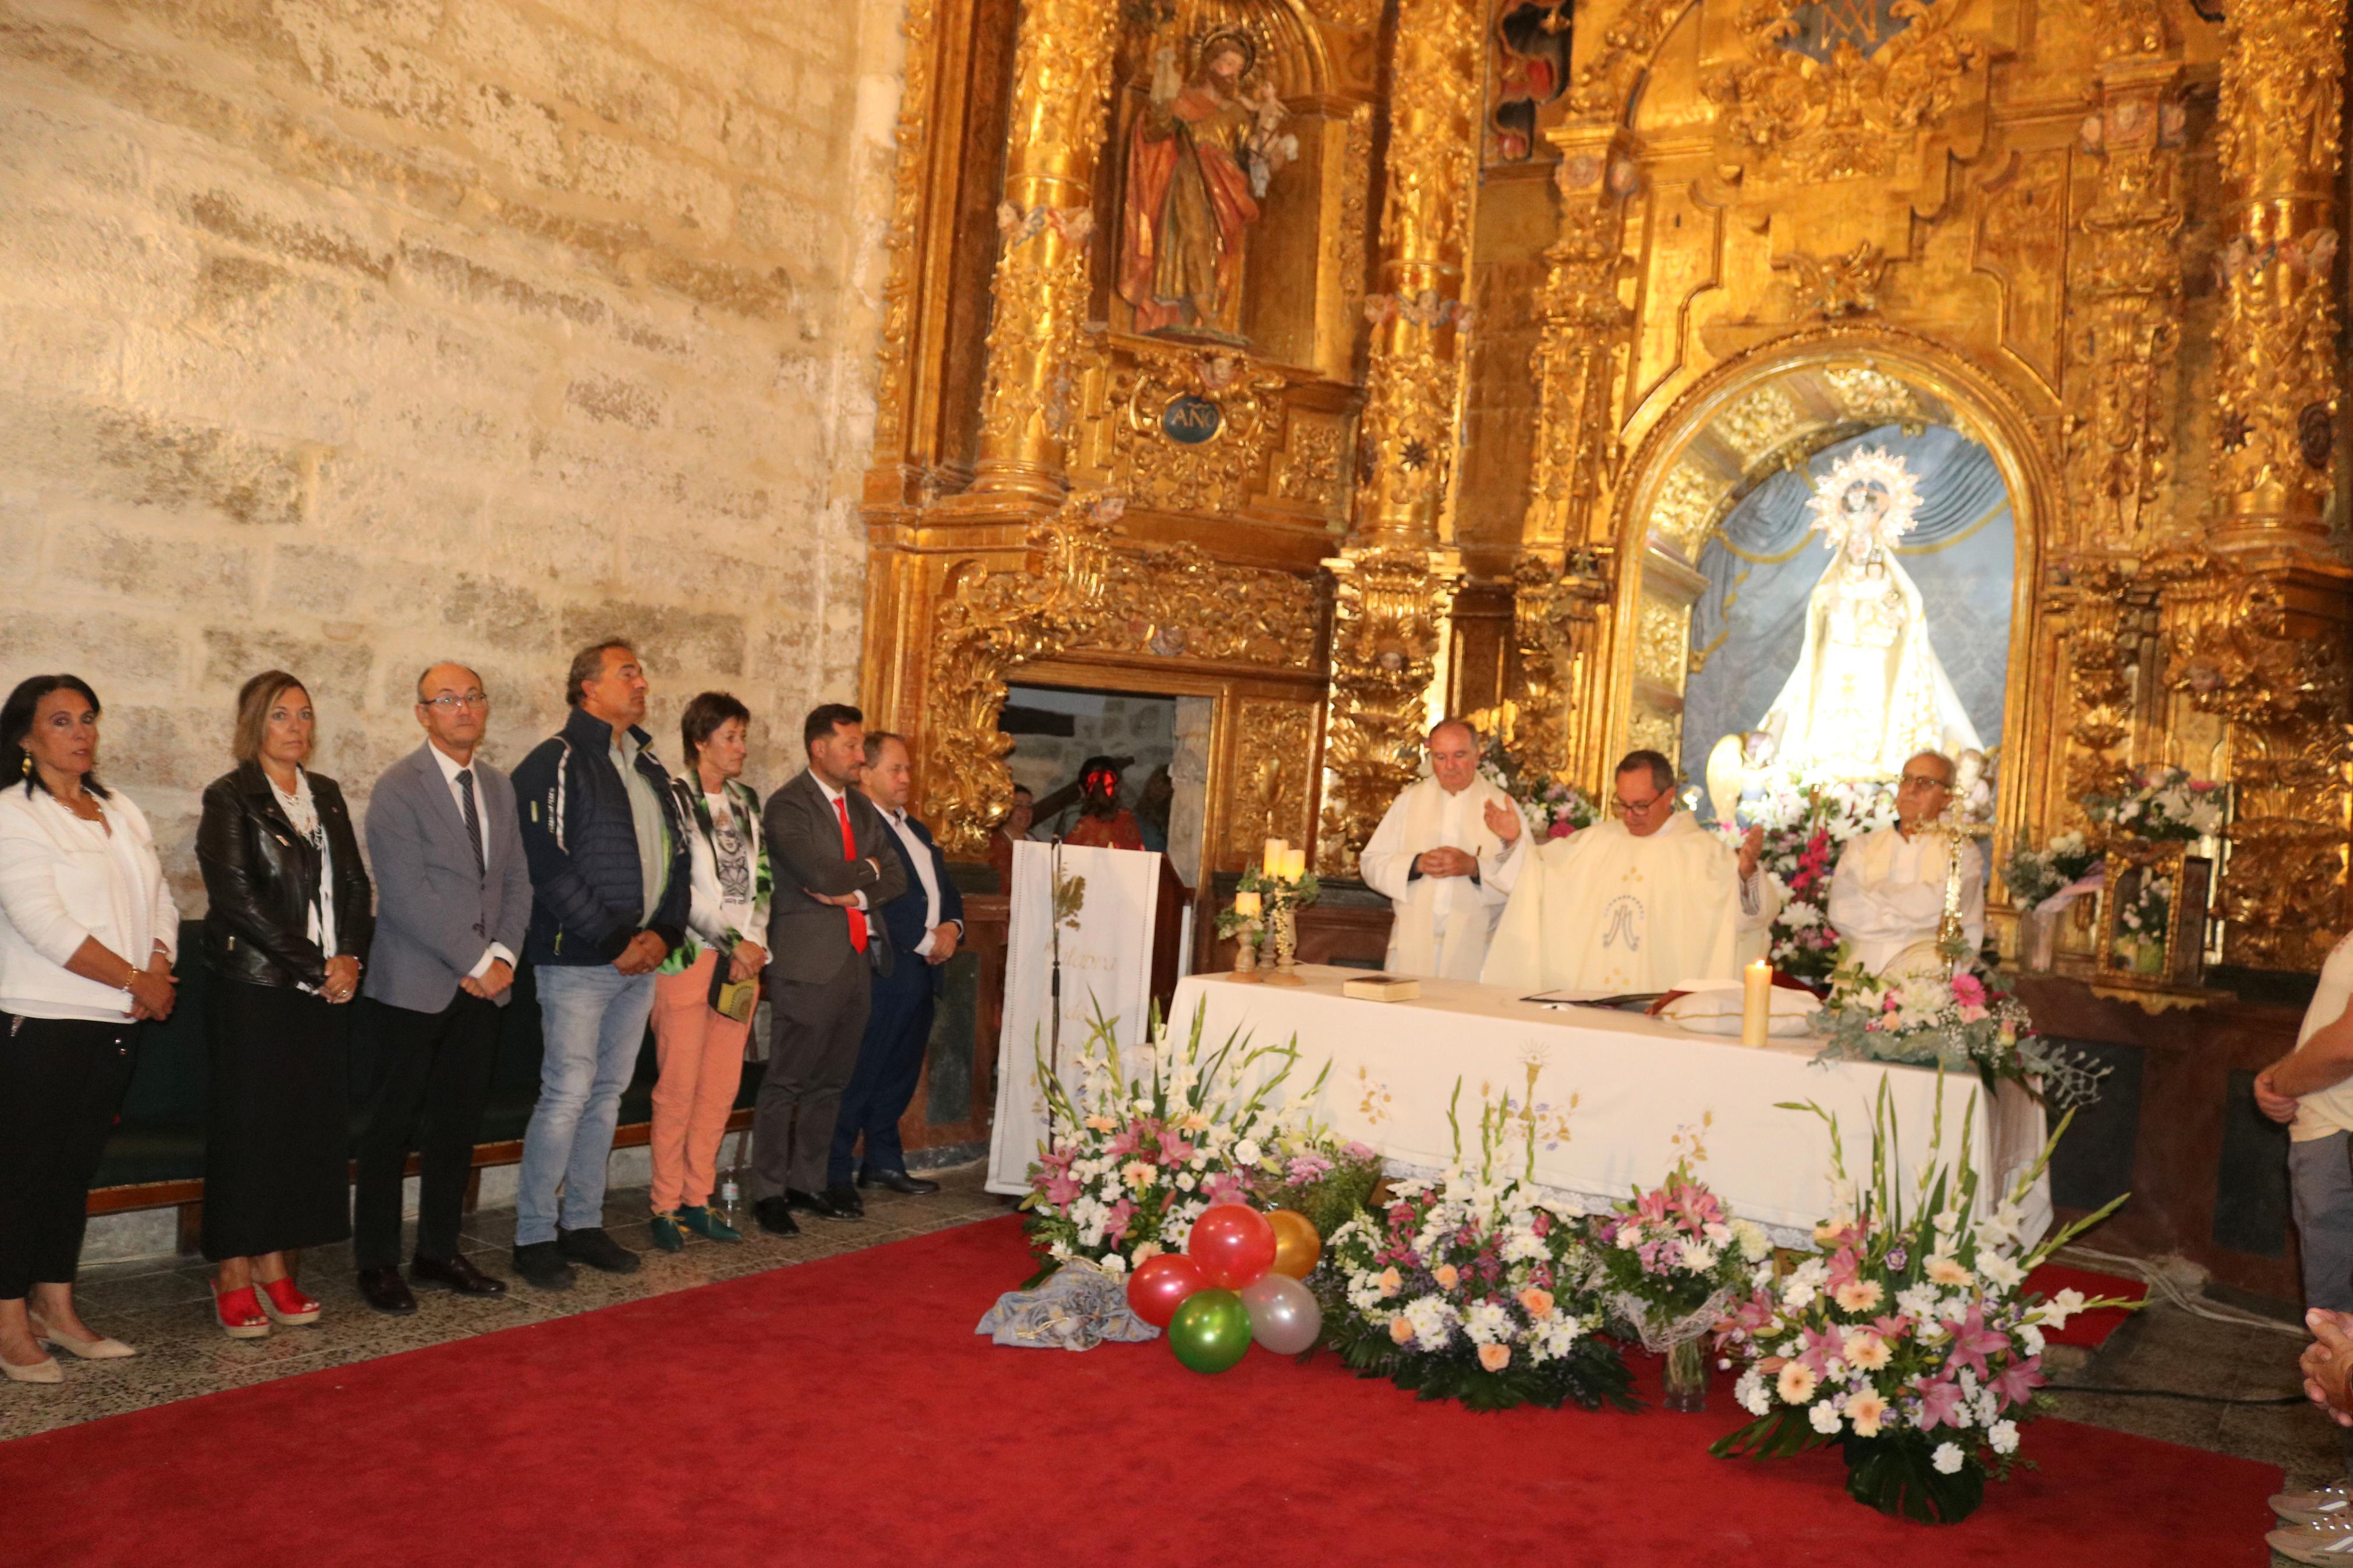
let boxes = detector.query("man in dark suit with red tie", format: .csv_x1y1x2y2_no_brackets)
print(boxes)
752,705,907,1233
832,731,965,1196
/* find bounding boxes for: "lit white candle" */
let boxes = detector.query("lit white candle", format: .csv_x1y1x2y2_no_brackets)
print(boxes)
1282,847,1307,882
1233,890,1261,918
1741,959,1772,1048
1263,838,1287,879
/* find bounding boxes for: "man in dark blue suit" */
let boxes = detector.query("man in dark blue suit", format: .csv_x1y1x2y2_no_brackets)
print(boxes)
830,731,964,1196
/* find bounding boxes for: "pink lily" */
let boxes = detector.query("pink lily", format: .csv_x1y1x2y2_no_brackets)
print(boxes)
1798,1325,1846,1378
1042,1172,1080,1209
1941,1303,2013,1381
1989,1353,2045,1409
1913,1375,1965,1431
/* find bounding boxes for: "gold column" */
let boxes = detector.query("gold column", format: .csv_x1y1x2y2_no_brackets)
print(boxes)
1512,125,1637,786
2208,0,2343,553
1318,0,1483,873
970,0,1123,499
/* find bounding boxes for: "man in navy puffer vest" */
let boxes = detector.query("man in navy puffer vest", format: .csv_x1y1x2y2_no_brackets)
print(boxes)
507,640,691,1289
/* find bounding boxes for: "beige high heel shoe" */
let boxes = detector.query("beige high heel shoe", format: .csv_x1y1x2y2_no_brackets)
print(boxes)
29,1312,134,1360
0,1347,63,1385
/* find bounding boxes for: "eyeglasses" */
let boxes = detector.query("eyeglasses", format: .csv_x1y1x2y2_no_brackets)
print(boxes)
1613,792,1666,815
1898,773,1951,791
420,692,489,711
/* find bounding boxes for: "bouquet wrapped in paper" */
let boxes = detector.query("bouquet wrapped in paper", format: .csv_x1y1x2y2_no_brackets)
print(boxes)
1592,1163,1766,1410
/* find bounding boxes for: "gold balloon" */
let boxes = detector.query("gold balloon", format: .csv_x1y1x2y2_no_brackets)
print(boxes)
1266,1208,1321,1279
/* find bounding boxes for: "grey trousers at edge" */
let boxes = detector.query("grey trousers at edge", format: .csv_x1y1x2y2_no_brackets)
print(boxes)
753,948,872,1198
2292,1129,2353,1314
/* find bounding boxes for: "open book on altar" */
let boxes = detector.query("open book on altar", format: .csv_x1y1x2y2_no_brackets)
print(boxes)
1520,989,1669,1009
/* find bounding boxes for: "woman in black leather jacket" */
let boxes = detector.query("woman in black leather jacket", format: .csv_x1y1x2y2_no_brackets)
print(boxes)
194,671,372,1338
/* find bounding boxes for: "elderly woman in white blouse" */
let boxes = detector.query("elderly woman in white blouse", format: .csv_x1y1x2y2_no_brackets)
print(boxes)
0,675,178,1387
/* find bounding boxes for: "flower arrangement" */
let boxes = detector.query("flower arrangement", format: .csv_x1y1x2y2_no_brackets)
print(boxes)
1257,1137,1386,1240
1710,1080,2135,1524
1813,962,2106,1109
2081,766,2225,842
1020,1000,1327,1279
1318,1080,1635,1414
2113,872,2173,972
2000,830,2100,909
1719,776,1896,984
1592,1165,1768,1409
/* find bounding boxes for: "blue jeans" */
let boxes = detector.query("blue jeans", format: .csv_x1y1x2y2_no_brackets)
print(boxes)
515,965,656,1247
2291,1130,2353,1313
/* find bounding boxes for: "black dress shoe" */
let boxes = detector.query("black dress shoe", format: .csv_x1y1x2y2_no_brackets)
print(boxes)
859,1169,941,1196
512,1240,575,1290
356,1265,418,1315
410,1253,507,1297
753,1197,800,1236
557,1225,641,1274
785,1186,861,1221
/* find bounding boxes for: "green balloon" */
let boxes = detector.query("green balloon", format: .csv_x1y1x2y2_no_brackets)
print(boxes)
1167,1288,1252,1374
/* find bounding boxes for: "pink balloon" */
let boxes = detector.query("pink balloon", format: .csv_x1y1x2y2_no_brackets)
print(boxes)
1186,1204,1277,1289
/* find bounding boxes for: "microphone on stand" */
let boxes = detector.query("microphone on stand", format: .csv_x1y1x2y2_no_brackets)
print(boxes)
1048,837,1064,1090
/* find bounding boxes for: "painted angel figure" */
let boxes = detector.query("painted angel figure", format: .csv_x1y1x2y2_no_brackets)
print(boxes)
1119,31,1294,340
1758,447,1983,783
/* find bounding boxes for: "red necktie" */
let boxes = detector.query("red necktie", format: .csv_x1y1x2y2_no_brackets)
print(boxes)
835,794,868,952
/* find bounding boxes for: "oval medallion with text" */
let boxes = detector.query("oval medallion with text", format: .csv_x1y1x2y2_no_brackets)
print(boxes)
1160,394,1222,445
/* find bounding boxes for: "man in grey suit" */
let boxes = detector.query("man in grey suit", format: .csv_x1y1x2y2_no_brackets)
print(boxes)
753,703,907,1233
352,662,534,1315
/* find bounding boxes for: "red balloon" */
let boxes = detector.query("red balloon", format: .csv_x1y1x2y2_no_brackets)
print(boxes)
1186,1204,1278,1289
1126,1253,1209,1328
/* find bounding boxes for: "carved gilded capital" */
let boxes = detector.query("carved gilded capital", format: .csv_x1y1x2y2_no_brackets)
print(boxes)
1318,544,1461,873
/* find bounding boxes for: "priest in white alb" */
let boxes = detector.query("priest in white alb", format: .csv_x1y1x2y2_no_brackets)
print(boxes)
1358,719,1532,980
1826,750,1985,976
1481,750,1780,994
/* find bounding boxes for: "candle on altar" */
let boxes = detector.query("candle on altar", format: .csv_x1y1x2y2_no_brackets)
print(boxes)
1233,890,1261,918
1263,838,1287,879
1741,959,1772,1048
1281,848,1306,882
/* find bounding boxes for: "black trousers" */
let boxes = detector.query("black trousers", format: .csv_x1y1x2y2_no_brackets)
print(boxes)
352,993,501,1271
0,1015,139,1299
829,962,934,1185
754,950,871,1198
202,979,352,1262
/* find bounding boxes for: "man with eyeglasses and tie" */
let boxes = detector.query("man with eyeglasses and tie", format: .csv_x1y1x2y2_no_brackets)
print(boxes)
351,664,534,1314
1826,750,1984,977
1482,749,1779,995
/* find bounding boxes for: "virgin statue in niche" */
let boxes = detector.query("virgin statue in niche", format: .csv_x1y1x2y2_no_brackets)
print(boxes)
1117,30,1297,343
1754,447,1983,781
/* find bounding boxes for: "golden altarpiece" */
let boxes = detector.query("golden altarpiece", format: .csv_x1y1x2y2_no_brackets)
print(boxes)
861,0,2348,982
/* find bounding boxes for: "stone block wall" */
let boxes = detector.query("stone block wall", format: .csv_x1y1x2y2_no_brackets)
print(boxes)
0,0,908,905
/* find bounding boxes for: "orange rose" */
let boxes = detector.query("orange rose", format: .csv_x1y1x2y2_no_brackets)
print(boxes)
1389,1315,1415,1345
1517,1287,1555,1320
1478,1343,1511,1373
1432,1264,1460,1289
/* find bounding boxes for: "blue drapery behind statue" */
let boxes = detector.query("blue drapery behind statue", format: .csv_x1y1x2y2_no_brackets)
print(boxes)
1678,425,2012,801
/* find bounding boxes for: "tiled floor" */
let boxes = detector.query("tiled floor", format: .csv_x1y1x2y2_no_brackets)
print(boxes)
3,1168,2345,1558
0,1161,1012,1442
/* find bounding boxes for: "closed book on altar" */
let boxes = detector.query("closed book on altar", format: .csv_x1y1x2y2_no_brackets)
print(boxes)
1342,973,1421,1002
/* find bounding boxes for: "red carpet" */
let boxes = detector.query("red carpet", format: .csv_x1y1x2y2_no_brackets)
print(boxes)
2023,1262,2149,1348
3,1217,2274,1567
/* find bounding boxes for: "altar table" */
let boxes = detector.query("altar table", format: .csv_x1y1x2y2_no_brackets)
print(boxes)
1166,966,2052,1245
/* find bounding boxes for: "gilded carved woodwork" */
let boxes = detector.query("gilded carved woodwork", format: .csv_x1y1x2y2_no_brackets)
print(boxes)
1094,343,1291,515
1779,242,1889,318
2053,557,2140,804
2065,66,2184,552
2210,0,2344,546
2154,551,2352,970
871,0,940,463
1522,136,1638,556
1270,411,1353,520
921,493,1321,855
1230,698,1321,863
1822,365,1921,425
1632,592,1692,696
1510,546,1615,785
972,0,1125,494
1319,546,1457,875
1701,0,1989,184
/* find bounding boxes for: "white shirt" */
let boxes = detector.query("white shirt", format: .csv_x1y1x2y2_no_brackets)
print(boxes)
0,785,179,1021
267,767,339,974
427,741,514,982
1826,823,1985,976
2292,935,2353,1142
878,803,953,957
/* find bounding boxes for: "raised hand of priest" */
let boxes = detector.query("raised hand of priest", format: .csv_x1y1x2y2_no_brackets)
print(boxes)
1737,824,1765,880
1483,799,1522,844
1417,847,1476,879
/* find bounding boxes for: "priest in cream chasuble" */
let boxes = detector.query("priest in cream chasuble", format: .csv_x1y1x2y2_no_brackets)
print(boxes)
1358,719,1532,980
1482,752,1780,994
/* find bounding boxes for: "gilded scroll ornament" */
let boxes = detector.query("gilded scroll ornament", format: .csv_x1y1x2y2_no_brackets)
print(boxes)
871,0,939,460
1823,365,1921,425
1632,594,1692,695
1319,545,1457,874
1271,413,1353,520
1510,546,1615,785
1522,154,1637,553
1702,0,1989,183
1779,243,1889,318
1230,699,1320,864
922,493,1320,855
1648,462,1720,561
1715,385,1805,465
1098,343,1290,515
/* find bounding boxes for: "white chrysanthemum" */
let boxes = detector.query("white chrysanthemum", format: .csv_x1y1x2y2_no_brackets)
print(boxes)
1679,1242,1720,1275
1233,1137,1262,1165
1735,1368,1770,1416
2017,1322,2045,1356
1404,1295,1454,1353
1464,1300,1511,1346
1099,1251,1128,1276
1989,1420,2019,1455
1932,1443,1965,1475
1809,1401,1844,1436
1896,1283,1940,1320
1733,1219,1772,1262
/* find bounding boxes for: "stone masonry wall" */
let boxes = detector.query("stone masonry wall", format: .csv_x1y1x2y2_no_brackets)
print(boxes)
0,0,907,906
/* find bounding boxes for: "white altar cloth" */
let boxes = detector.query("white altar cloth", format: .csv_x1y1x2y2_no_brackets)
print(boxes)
1166,965,2050,1245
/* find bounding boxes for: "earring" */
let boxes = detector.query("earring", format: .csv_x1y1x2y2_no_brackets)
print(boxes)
17,755,26,777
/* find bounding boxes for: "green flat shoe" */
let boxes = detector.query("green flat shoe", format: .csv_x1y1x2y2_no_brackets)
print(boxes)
677,1204,743,1244
649,1212,686,1252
